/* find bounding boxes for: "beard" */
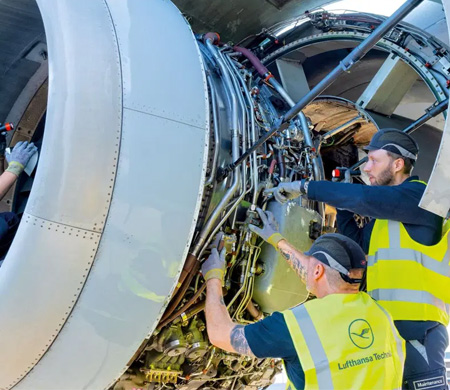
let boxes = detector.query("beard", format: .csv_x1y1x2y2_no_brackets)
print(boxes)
373,162,396,186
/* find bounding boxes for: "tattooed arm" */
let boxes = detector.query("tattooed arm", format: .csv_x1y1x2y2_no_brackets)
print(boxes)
277,239,311,284
205,279,255,357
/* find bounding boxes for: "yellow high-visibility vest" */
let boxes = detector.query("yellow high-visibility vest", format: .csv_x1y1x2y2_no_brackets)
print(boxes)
282,292,405,390
444,218,450,236
368,217,450,325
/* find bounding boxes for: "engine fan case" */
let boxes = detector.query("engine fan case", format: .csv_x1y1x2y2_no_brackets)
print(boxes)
0,1,209,389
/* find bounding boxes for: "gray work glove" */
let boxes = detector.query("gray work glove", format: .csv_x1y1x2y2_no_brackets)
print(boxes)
202,233,226,282
249,208,285,248
6,141,38,177
264,179,309,204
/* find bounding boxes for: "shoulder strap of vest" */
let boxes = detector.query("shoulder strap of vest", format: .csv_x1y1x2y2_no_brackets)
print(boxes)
410,179,427,186
387,220,401,247
368,219,391,255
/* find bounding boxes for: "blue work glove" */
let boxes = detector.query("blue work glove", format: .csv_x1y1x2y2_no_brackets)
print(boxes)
6,141,38,177
249,208,285,248
201,233,226,282
264,179,309,204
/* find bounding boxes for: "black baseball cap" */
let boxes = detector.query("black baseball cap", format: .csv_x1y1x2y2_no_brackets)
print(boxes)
363,128,419,161
305,233,366,284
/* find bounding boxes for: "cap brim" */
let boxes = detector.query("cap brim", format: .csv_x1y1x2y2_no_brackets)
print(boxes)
362,145,378,152
306,250,351,275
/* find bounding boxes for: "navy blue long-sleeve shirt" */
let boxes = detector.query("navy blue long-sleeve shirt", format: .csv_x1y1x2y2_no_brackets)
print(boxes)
307,176,445,342
245,312,305,389
307,176,443,253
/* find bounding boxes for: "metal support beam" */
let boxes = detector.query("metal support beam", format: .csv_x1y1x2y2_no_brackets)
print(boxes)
420,0,450,217
349,98,449,172
282,0,423,123
357,53,418,115
221,0,423,179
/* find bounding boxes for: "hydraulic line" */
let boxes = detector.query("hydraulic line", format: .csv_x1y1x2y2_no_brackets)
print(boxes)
233,46,323,182
232,45,325,219
277,150,286,179
219,0,424,180
204,75,221,188
196,49,252,258
157,283,206,330
191,38,242,257
225,57,259,204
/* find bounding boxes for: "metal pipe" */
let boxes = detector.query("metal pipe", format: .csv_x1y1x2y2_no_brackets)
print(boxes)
235,44,316,154
192,39,242,256
227,59,260,204
232,45,325,187
283,0,423,123
234,45,315,153
322,115,362,141
157,283,206,330
196,48,251,259
246,300,263,320
268,77,316,149
298,113,324,182
220,51,249,218
204,75,221,188
198,186,248,259
403,98,448,134
277,149,286,179
221,0,423,178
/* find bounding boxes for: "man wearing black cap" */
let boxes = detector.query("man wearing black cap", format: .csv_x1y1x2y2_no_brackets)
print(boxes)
265,129,448,389
203,221,405,390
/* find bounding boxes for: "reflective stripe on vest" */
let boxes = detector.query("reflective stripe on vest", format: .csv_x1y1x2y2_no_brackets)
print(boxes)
282,292,405,390
292,306,334,389
368,219,450,325
376,303,406,366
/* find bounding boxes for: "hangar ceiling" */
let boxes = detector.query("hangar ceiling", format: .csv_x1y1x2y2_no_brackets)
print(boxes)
172,0,334,42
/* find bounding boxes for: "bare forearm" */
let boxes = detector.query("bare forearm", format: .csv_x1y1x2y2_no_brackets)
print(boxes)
0,171,17,200
277,239,309,282
205,279,234,343
205,279,255,356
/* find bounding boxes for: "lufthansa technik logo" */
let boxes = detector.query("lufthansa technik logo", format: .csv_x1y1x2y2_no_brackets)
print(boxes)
348,319,374,349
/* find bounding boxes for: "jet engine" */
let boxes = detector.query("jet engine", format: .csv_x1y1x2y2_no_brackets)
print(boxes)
0,1,448,389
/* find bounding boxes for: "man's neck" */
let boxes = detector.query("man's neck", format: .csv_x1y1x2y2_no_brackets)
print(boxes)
315,285,360,298
391,173,410,186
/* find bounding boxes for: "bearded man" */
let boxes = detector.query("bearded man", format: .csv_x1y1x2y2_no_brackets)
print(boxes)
266,129,448,389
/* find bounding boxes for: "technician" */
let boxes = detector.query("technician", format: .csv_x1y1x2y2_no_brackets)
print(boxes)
203,224,405,390
0,140,37,258
266,129,449,389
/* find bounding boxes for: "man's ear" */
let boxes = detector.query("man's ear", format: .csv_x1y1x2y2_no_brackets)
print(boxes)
314,262,325,281
393,157,405,174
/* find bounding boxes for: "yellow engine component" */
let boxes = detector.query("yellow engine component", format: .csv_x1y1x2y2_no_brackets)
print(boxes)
142,369,182,384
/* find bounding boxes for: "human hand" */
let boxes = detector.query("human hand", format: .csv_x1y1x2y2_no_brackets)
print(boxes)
202,233,226,282
264,180,308,204
249,208,284,248
6,141,38,176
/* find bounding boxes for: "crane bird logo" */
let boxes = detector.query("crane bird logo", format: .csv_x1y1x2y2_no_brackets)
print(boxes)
348,319,374,349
